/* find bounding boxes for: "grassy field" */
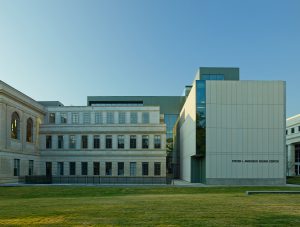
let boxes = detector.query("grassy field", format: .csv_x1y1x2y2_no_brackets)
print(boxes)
0,186,300,226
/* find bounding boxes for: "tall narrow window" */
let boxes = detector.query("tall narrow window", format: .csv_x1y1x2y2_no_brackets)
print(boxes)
130,162,136,176
154,162,161,176
142,162,149,176
142,135,149,149
118,162,124,176
154,135,161,149
69,135,76,149
142,112,149,124
14,159,20,176
119,112,126,124
83,112,90,124
93,162,100,175
28,160,34,176
72,113,79,124
105,162,112,176
57,162,64,176
95,112,102,124
69,162,76,175
118,135,124,149
81,162,88,175
26,118,33,143
130,112,138,124
58,135,64,149
130,135,136,149
46,135,52,149
107,112,114,124
60,113,67,124
11,112,20,140
94,135,100,149
81,135,88,149
49,113,56,124
106,135,112,149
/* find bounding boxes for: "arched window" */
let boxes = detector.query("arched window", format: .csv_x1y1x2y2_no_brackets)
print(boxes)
26,118,33,143
11,112,20,140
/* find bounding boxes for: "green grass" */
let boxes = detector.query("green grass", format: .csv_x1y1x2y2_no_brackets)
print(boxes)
287,176,300,185
0,186,300,226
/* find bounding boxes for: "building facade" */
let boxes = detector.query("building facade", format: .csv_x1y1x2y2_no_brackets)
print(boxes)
174,68,286,185
0,66,287,185
0,81,167,183
286,115,300,176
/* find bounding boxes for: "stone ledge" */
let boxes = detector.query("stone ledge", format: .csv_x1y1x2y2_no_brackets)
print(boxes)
246,191,300,195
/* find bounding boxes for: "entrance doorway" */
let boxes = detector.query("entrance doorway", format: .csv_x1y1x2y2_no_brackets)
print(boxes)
46,162,52,177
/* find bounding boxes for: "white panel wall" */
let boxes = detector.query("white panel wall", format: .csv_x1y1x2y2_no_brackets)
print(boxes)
179,81,196,182
206,81,286,181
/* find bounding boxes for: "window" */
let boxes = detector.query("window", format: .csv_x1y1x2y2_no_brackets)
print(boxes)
49,113,55,124
94,135,100,149
154,162,161,176
105,162,112,176
69,135,76,149
72,113,79,124
82,135,88,149
28,160,34,176
130,112,138,124
130,135,136,149
142,112,149,124
93,162,100,175
95,112,102,124
299,126,300,132
118,135,124,149
60,113,67,124
83,112,90,124
118,162,124,176
14,159,20,176
119,112,126,124
81,162,88,175
292,128,295,133
130,162,136,176
69,162,76,175
11,112,20,140
142,135,149,149
286,130,288,135
58,135,64,149
107,112,114,124
46,135,52,149
142,162,148,176
57,162,64,176
154,135,161,149
26,118,33,143
106,135,112,149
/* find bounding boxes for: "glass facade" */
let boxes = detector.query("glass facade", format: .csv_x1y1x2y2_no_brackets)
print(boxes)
191,79,207,183
201,74,224,81
196,80,206,157
164,114,178,174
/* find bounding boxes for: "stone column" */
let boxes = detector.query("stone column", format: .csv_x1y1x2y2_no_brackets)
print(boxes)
287,144,295,176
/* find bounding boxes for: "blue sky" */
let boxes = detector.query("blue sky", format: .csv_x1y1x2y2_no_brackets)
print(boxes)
0,0,299,117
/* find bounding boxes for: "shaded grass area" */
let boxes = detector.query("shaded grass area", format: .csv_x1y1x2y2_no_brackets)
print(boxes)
0,186,300,226
287,176,300,185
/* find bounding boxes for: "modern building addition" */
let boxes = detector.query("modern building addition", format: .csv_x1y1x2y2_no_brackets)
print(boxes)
0,67,287,185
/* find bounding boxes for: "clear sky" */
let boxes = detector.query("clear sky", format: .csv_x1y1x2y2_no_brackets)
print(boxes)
0,0,299,117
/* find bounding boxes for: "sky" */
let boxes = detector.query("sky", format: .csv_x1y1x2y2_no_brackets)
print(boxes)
0,0,299,117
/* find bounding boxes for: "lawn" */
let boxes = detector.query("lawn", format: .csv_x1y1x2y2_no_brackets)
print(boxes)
0,186,300,226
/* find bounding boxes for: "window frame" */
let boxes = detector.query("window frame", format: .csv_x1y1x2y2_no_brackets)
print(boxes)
142,135,149,149
11,112,20,140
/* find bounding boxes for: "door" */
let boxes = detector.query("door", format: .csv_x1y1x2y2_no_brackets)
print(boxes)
46,162,52,177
